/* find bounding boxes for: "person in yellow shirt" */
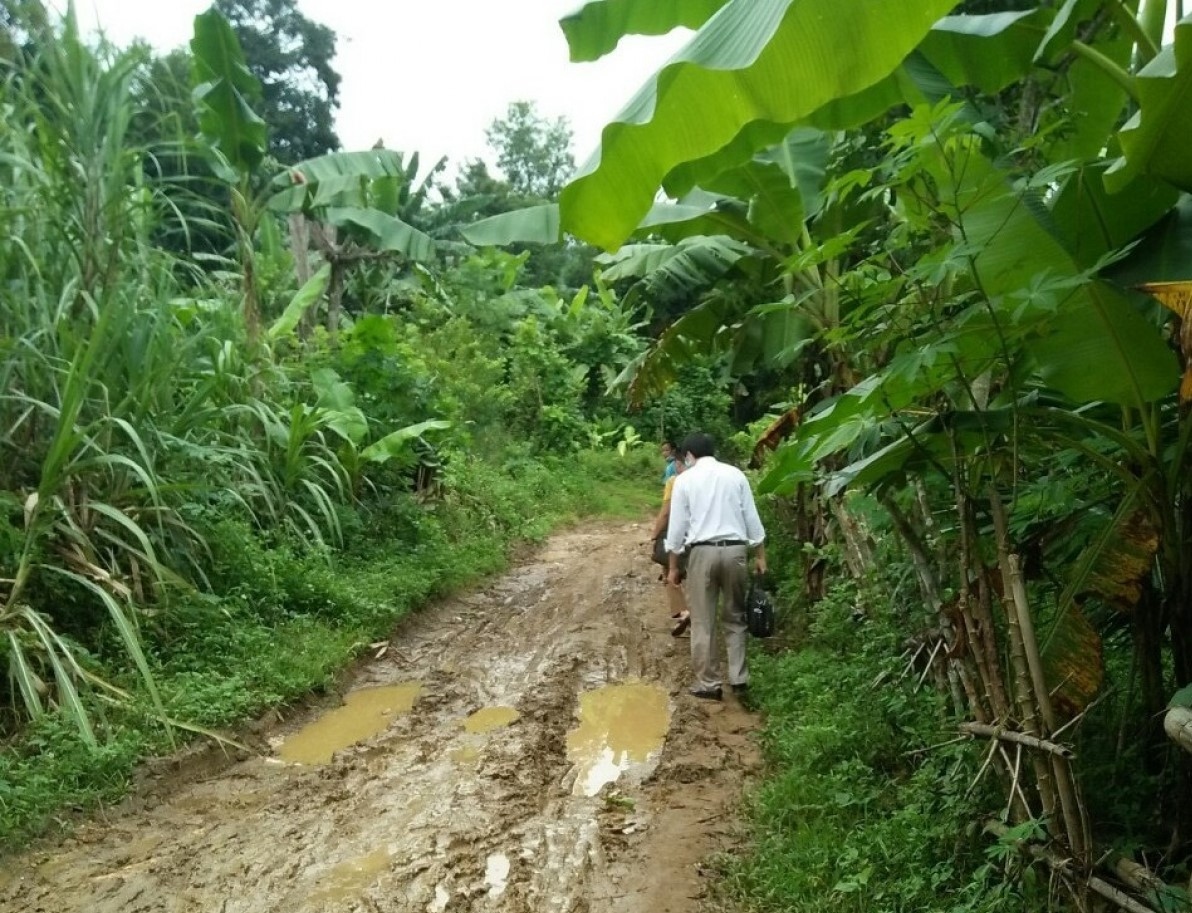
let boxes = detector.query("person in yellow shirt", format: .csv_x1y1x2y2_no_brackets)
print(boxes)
651,457,690,636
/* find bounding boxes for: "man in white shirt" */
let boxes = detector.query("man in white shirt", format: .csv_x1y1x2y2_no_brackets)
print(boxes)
664,432,767,700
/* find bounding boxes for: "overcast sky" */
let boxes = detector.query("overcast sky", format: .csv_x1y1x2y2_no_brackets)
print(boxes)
64,0,688,177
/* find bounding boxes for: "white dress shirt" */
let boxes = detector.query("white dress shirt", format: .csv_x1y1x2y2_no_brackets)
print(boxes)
664,457,765,554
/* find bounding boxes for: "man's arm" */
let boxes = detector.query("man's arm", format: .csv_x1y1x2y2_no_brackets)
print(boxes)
752,540,767,575
739,472,767,574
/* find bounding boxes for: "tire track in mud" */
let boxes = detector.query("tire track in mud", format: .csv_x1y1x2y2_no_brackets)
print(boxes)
0,521,760,913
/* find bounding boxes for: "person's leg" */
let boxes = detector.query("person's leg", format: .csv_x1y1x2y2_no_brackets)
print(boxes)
667,581,690,635
685,547,720,692
665,581,687,619
723,546,750,686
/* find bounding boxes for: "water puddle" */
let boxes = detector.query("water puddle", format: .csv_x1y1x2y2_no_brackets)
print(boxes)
278,683,422,765
463,706,520,733
565,682,671,797
449,744,481,765
306,847,392,907
484,852,511,897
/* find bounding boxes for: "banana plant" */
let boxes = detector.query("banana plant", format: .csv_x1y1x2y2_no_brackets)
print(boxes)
189,10,437,342
305,367,449,496
531,0,1192,880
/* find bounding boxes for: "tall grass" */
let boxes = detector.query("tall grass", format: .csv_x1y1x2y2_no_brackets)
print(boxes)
0,15,348,740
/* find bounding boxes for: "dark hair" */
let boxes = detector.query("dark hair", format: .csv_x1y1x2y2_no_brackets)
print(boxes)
662,439,678,451
680,432,716,460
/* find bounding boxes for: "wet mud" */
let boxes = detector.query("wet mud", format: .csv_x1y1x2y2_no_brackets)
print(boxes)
1,521,761,913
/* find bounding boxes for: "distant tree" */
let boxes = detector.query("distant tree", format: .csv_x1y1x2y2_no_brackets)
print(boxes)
439,105,590,292
0,0,48,59
485,101,575,199
212,0,340,163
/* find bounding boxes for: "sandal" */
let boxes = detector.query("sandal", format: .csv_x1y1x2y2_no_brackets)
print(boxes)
671,614,691,637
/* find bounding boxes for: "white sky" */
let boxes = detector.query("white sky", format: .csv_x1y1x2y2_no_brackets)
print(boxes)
66,0,689,177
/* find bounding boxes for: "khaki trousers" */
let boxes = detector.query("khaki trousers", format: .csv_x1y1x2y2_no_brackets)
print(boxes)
684,544,749,691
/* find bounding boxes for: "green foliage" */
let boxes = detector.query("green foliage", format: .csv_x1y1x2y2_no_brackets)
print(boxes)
212,0,341,163
560,0,730,62
558,0,957,248
636,361,735,448
0,9,660,757
1107,14,1192,193
540,1,1192,900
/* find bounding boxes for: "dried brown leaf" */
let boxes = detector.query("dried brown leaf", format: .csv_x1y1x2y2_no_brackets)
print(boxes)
1085,511,1159,612
1042,603,1103,718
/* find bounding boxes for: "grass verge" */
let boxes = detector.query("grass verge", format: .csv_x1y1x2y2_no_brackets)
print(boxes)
718,577,1037,913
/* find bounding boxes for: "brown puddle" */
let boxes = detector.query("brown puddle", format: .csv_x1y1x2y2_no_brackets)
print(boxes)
278,683,422,765
305,847,392,907
565,682,671,796
463,706,520,733
449,745,481,765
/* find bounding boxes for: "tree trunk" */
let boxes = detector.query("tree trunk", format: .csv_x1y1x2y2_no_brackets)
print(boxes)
327,261,345,341
828,497,872,581
288,213,313,340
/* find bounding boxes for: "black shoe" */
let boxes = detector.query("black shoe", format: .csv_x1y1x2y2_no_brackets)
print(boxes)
689,687,722,701
670,615,691,637
731,683,750,695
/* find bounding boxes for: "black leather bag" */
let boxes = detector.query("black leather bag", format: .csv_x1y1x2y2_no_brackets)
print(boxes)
746,574,776,638
652,532,669,567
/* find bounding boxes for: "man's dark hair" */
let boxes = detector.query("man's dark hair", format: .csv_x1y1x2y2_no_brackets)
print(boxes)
680,432,716,460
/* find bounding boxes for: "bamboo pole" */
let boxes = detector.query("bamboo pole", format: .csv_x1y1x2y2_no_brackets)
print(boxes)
883,492,968,717
949,442,1011,722
1004,553,1057,731
988,491,1060,830
1090,879,1163,913
960,722,1076,760
827,497,870,581
986,822,1161,913
1112,856,1169,899
989,490,1089,861
1164,707,1192,755
952,478,999,724
975,569,1013,721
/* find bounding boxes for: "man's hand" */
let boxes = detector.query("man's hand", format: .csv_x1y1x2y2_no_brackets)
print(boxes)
667,567,682,587
754,555,768,576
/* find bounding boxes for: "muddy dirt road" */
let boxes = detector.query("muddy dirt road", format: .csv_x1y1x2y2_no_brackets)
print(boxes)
1,521,760,913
